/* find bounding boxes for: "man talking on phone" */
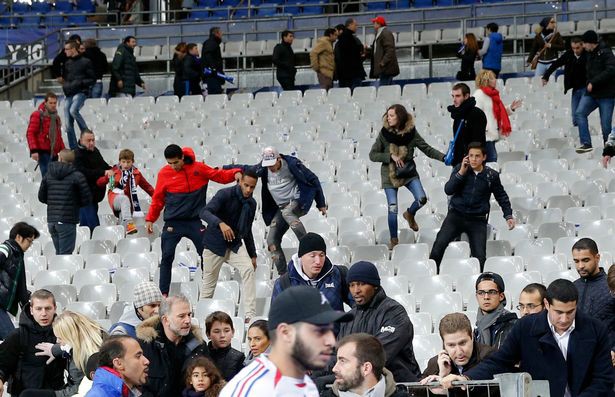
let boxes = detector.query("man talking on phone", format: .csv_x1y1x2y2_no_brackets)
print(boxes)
429,142,515,271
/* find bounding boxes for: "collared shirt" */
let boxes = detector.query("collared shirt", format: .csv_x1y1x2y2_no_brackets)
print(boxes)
339,376,386,397
547,315,576,397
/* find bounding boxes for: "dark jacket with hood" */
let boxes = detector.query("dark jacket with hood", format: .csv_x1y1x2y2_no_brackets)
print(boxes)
136,316,210,397
321,368,409,397
202,34,224,80
369,116,445,189
473,307,517,351
109,43,143,97
38,161,92,224
74,144,111,204
62,55,96,97
574,268,615,350
585,40,615,99
182,54,202,95
84,46,109,80
335,28,366,82
543,49,588,93
207,342,244,381
272,41,296,79
228,155,326,226
271,253,353,312
0,303,66,396
337,288,421,382
447,97,487,167
0,240,29,316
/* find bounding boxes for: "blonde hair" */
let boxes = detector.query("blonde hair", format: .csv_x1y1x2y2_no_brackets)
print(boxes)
53,311,105,373
475,69,496,90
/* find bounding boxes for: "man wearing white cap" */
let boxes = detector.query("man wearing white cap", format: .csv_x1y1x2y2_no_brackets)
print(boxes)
228,147,327,275
109,281,163,338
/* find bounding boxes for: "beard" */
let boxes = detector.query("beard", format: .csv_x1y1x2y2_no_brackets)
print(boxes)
290,334,330,371
336,366,363,392
169,321,190,337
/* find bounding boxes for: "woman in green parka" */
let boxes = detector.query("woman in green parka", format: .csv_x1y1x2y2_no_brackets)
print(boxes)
369,104,446,249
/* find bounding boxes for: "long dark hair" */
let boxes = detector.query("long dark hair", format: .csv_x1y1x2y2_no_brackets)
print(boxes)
465,33,479,53
384,104,410,130
184,356,226,396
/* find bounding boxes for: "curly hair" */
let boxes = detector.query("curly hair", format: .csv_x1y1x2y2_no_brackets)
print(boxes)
184,356,226,397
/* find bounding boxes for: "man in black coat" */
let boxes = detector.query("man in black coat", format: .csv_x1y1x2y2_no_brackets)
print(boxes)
202,27,224,95
0,290,66,397
62,40,95,150
446,82,487,167
38,149,91,255
182,43,202,96
74,130,112,233
272,30,296,91
83,38,109,99
51,34,81,82
335,18,366,90
109,36,145,98
542,37,587,127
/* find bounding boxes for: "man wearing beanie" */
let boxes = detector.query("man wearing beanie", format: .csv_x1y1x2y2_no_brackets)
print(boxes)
337,261,421,383
574,29,615,153
527,16,563,77
271,232,353,313
473,272,517,350
109,281,163,337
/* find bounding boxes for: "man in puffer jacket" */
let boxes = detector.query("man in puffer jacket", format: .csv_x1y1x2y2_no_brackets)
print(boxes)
39,149,91,255
62,40,95,150
26,92,65,177
109,36,145,98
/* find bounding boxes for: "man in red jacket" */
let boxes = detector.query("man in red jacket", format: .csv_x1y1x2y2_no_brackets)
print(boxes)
26,92,65,176
145,144,242,295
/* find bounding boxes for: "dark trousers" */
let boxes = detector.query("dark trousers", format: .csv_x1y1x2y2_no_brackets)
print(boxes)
79,203,99,234
38,152,52,177
48,222,77,255
205,76,223,95
159,219,204,294
339,77,363,91
277,75,295,91
429,209,488,271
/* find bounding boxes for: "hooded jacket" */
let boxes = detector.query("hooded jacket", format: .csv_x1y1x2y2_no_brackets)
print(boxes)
109,305,142,337
369,116,445,189
26,102,65,156
62,55,96,97
86,367,137,397
39,161,92,224
0,240,29,316
0,303,66,396
585,40,615,99
542,49,587,93
109,43,143,97
481,32,503,71
146,147,240,223
335,28,366,82
137,316,210,397
368,26,399,79
207,342,245,381
447,97,487,167
310,36,335,79
74,144,111,204
271,253,353,312
337,288,421,383
574,268,615,350
321,368,408,397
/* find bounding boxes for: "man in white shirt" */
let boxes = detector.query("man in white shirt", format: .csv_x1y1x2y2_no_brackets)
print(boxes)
439,279,614,397
221,286,353,397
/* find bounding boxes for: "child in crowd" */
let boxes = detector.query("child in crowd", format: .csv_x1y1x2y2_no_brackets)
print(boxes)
205,311,245,381
97,149,154,234
182,356,226,397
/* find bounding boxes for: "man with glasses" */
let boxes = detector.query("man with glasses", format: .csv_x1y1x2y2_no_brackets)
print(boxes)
517,283,546,317
473,272,517,350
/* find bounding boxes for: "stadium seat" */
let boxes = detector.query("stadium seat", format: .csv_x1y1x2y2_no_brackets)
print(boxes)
195,299,235,319
483,256,524,275
410,275,453,297
85,253,121,271
73,268,109,291
409,312,432,335
419,292,462,319
67,301,106,319
440,257,480,276
34,270,71,289
43,285,78,307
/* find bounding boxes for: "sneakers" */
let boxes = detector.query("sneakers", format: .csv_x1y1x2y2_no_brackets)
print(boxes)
403,210,419,232
126,222,138,235
575,144,593,153
388,238,399,250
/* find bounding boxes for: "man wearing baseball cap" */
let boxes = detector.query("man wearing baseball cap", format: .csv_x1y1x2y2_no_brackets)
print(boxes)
337,261,421,383
366,15,399,86
220,286,352,396
109,281,163,338
225,146,327,276
473,272,517,350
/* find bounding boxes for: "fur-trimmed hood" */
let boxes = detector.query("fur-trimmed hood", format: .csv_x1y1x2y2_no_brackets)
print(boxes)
382,114,415,135
136,315,204,344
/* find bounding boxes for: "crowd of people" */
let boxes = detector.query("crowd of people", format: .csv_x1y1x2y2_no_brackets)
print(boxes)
10,14,615,397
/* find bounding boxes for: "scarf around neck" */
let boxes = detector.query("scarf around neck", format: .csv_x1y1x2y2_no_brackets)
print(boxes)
234,184,252,238
381,125,415,146
447,96,477,120
480,86,512,136
42,106,59,154
475,303,507,346
118,167,142,213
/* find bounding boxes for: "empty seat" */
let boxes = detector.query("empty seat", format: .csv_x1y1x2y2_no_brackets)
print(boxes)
73,268,109,291
351,245,388,262
195,299,235,319
380,275,409,295
66,301,106,319
440,257,480,275
113,267,150,287
34,270,71,289
409,312,432,335
92,225,124,245
419,292,462,319
410,275,453,297
43,284,78,307
483,256,524,274
79,284,117,308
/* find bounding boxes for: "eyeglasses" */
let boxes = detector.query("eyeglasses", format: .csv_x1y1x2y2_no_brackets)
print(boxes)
516,303,543,310
476,289,500,297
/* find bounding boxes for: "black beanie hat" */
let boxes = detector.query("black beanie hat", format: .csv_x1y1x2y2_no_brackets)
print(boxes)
582,30,599,44
347,261,381,287
539,17,552,29
298,232,326,257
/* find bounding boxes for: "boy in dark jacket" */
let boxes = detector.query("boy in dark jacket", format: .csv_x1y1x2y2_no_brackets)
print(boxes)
0,222,39,339
272,30,296,90
39,149,92,255
429,143,514,270
204,311,244,381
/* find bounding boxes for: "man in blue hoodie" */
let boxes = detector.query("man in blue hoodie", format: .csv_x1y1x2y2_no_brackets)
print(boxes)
479,23,503,78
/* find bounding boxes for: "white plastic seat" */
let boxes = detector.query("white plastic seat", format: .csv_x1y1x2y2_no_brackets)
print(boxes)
483,256,524,274
73,268,109,291
413,333,443,364
578,219,615,239
66,301,106,319
380,275,409,295
537,222,576,241
85,253,121,271
410,275,453,297
419,292,463,319
392,243,429,262
351,245,388,263
92,225,125,245
486,240,512,257
409,312,432,335
195,299,235,320
503,271,542,304
79,283,117,308
79,240,114,256
34,270,71,289
496,224,534,248
116,237,151,256
396,259,437,278
48,254,84,274
440,257,480,276
213,280,240,304
338,230,376,247
564,206,602,225
514,238,554,259
543,269,579,285
113,267,150,287
526,254,567,274
454,273,481,307
43,285,78,307
442,241,470,260
169,281,199,303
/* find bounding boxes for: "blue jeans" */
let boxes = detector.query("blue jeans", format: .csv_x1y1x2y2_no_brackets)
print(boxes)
534,62,551,78
384,178,427,239
48,222,77,255
575,94,615,146
570,87,586,126
485,141,497,163
79,204,99,234
64,93,88,149
0,308,15,339
377,74,394,87
160,219,204,294
90,82,103,98
38,152,52,177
